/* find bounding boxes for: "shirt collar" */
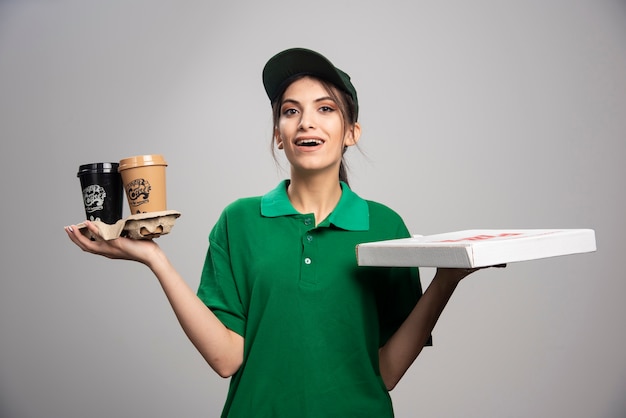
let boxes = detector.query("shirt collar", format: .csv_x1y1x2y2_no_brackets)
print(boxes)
261,180,369,231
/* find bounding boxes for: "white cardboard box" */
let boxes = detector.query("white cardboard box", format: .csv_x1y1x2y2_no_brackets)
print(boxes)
356,229,597,268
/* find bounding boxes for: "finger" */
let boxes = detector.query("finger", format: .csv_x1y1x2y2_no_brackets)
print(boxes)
65,223,105,253
83,220,104,240
64,225,73,239
65,225,91,253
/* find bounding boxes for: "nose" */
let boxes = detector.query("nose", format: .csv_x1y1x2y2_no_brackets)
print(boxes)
298,108,315,130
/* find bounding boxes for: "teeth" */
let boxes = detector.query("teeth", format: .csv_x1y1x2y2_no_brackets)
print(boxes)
296,139,323,146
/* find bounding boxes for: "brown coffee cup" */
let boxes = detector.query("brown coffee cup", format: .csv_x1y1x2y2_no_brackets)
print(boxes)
118,154,168,214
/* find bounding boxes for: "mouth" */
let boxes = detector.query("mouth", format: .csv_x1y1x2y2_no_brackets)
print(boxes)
295,137,325,147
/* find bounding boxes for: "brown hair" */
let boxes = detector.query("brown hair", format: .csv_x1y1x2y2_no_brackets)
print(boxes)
270,74,358,185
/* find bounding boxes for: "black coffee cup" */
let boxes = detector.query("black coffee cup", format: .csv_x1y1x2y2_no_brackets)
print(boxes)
77,162,124,224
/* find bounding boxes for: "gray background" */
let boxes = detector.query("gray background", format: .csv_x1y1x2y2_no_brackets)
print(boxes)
1,1,625,417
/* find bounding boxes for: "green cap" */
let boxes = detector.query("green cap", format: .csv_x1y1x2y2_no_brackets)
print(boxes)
262,48,359,119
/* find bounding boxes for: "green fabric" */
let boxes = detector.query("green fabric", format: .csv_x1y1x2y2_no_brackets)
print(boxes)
197,180,426,418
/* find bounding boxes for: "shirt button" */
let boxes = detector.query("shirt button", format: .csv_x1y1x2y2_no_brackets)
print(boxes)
304,258,312,265
304,218,312,226
306,235,313,242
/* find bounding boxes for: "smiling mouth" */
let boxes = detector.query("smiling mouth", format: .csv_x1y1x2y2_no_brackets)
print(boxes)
295,138,324,147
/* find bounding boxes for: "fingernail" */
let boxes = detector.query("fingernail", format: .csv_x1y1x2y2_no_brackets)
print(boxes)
67,226,74,232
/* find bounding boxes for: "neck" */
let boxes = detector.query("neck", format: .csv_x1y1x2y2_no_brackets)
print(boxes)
287,173,343,225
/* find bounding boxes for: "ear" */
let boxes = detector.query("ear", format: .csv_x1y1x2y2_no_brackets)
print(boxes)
274,128,284,149
344,122,361,147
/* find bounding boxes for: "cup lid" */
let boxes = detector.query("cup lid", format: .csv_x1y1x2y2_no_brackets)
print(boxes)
77,162,120,177
118,154,168,171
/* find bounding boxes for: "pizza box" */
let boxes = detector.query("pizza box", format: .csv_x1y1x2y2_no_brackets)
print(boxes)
356,229,596,268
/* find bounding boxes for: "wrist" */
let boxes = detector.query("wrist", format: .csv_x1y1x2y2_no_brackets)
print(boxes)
432,268,465,288
143,244,168,271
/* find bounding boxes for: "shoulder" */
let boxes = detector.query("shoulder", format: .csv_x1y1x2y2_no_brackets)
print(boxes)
364,199,410,238
213,196,262,229
362,198,406,226
209,196,262,243
365,200,403,219
223,196,262,214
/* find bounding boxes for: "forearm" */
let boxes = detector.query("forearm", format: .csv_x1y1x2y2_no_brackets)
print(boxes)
65,222,243,377
147,250,244,378
379,270,462,390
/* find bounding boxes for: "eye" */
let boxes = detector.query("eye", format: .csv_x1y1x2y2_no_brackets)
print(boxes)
282,108,298,116
319,105,335,112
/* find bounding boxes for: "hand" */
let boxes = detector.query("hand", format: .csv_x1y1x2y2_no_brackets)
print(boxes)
64,220,161,266
435,263,507,284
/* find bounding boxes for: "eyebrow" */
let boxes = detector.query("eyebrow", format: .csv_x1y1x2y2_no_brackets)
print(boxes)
281,96,336,106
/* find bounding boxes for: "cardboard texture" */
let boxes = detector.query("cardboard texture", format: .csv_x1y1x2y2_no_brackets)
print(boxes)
356,229,597,268
77,210,181,240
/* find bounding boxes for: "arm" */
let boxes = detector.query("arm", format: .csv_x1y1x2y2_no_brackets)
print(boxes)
64,221,243,378
378,268,481,390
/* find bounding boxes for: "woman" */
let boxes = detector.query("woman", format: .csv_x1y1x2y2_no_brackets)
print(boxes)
65,47,483,417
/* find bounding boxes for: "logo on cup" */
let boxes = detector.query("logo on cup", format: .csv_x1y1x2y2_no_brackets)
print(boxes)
126,178,151,207
82,184,106,213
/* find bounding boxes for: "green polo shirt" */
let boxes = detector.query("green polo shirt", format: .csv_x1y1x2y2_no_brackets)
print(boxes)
198,180,426,418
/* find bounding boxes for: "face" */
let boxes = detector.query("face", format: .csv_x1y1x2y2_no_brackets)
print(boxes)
275,76,360,180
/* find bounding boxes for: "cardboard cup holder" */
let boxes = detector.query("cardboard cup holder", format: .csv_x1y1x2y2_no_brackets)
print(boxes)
77,210,181,240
